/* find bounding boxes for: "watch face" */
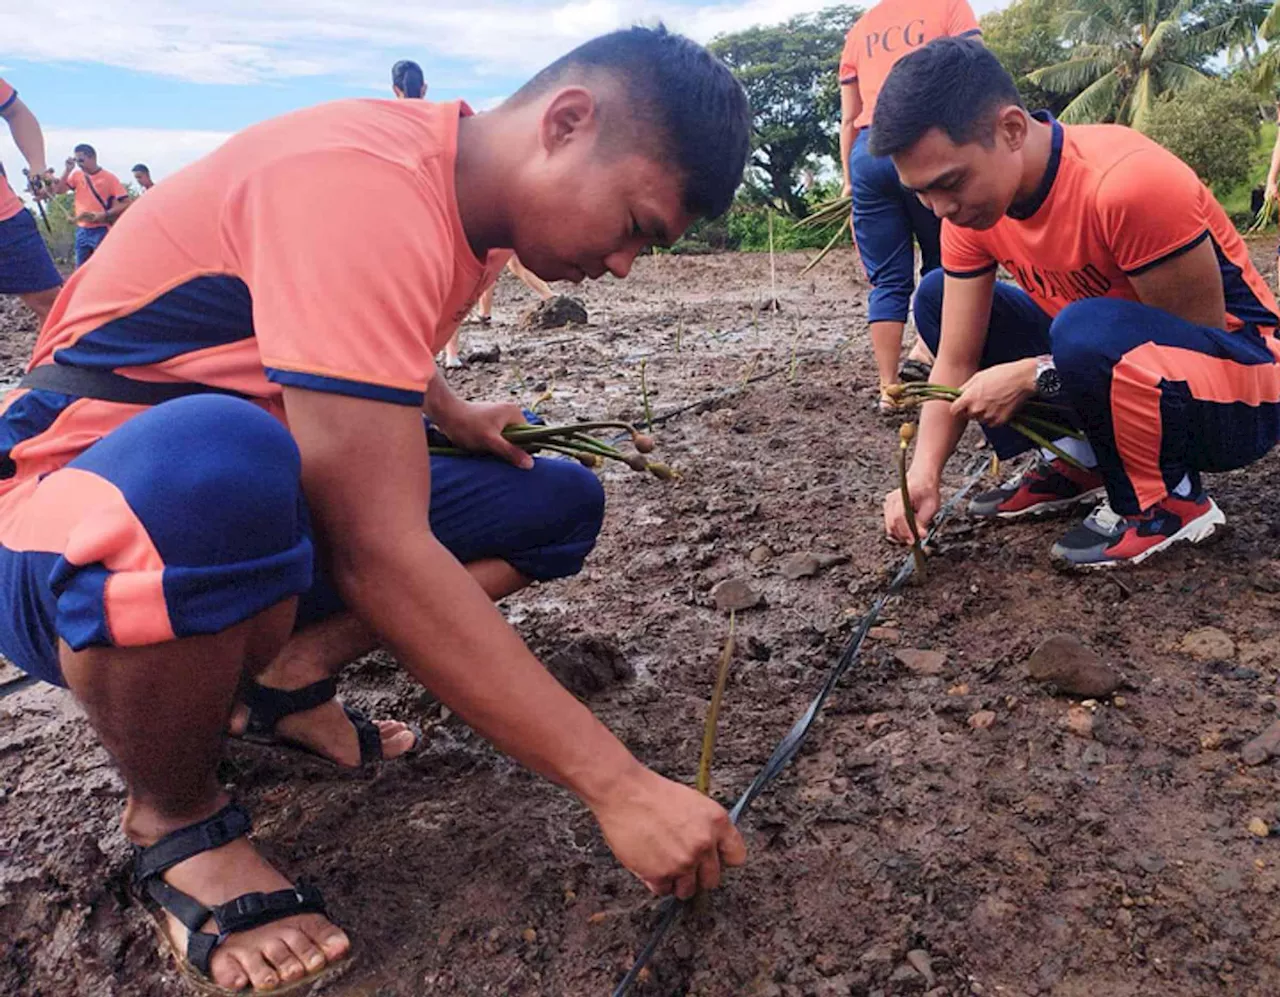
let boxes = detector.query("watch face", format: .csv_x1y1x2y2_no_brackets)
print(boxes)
1037,367,1063,397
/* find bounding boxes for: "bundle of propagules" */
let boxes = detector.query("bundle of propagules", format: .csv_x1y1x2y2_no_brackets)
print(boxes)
430,421,677,480
885,381,1087,471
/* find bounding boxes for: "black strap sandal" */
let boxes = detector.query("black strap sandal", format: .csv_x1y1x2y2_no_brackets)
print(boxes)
898,358,933,384
134,802,347,994
236,678,416,769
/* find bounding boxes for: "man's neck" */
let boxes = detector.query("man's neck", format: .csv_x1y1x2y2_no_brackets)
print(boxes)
84,165,101,176
454,111,516,259
1012,113,1054,205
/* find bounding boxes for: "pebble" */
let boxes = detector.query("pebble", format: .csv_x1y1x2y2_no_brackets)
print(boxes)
1200,730,1225,751
1026,635,1123,697
948,683,971,696
868,626,901,642
1064,706,1094,739
906,949,936,987
1241,720,1280,766
1248,817,1271,838
710,578,762,612
780,553,821,580
1180,626,1236,663
748,544,774,565
968,710,996,729
865,713,892,733
1082,743,1107,767
896,648,948,676
521,928,537,944
1113,695,1127,708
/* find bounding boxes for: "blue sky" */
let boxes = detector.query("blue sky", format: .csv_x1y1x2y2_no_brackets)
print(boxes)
1,0,1010,182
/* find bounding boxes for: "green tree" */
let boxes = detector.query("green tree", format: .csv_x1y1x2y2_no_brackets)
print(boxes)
981,0,1073,113
1028,0,1263,130
710,6,860,218
1143,80,1261,193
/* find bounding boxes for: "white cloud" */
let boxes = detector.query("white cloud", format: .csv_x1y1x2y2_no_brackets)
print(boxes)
1,0,1012,87
0,127,231,193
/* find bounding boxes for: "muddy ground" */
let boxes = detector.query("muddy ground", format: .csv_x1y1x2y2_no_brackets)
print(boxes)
3,243,1280,997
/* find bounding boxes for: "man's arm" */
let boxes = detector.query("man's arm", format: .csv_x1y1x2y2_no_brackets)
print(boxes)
104,192,132,222
839,83,862,199
0,95,47,176
1127,237,1226,330
884,272,997,542
283,386,745,897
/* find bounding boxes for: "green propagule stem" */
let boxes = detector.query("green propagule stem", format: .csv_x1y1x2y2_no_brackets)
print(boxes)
897,424,926,582
696,611,736,797
429,421,663,476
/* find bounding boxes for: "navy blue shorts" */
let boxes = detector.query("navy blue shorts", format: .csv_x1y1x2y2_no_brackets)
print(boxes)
0,395,606,686
0,209,61,295
74,226,108,267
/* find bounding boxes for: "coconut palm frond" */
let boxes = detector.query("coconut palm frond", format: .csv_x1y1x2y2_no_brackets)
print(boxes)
1059,69,1124,123
1262,0,1280,39
1127,69,1157,131
1140,17,1183,67
1028,53,1117,94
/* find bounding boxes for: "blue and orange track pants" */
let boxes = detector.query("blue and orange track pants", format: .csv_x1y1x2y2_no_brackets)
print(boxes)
0,395,605,686
913,269,1280,514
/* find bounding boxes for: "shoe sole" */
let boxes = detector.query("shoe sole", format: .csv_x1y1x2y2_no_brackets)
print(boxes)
1054,499,1227,571
972,485,1106,521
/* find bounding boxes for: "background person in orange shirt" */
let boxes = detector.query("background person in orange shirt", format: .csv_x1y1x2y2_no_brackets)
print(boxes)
0,78,62,324
838,0,982,411
49,143,131,267
878,39,1280,569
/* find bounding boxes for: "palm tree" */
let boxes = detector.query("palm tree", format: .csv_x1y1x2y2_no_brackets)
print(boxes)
1028,0,1266,131
1253,1,1280,92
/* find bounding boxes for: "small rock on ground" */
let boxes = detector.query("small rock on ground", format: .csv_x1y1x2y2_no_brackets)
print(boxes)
1180,626,1236,662
1241,720,1280,766
520,295,588,329
711,578,762,612
1027,634,1122,697
895,648,947,676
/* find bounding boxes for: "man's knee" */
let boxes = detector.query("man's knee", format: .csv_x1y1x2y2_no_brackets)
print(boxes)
911,268,946,353
509,458,606,580
72,395,306,563
1050,298,1123,378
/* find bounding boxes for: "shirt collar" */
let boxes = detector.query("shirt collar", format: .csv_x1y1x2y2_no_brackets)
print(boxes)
1006,110,1062,221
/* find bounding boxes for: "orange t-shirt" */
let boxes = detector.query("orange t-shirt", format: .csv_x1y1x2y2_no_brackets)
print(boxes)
839,0,981,128
942,114,1279,334
67,167,129,228
0,79,24,223
4,99,509,490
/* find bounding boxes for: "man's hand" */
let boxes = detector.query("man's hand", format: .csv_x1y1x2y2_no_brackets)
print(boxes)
884,470,941,544
840,179,852,199
64,156,75,172
77,211,106,225
434,399,534,469
951,358,1038,428
1268,178,1279,203
590,766,747,899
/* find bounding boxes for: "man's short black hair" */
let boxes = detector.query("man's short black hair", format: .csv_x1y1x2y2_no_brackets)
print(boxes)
508,24,750,220
869,38,1024,158
74,143,96,158
392,59,425,98
131,163,150,174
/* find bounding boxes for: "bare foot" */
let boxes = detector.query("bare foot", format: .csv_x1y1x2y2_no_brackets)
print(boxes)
154,832,350,991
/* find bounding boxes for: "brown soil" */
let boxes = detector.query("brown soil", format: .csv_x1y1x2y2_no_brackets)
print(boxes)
3,243,1280,997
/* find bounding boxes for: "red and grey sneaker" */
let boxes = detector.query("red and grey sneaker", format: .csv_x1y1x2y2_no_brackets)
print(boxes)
968,456,1105,519
1050,493,1226,569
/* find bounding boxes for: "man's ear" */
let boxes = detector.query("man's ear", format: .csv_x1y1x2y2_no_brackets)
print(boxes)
995,105,1029,154
538,86,600,156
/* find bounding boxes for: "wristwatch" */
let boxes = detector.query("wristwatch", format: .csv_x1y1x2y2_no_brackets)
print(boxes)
1035,356,1062,399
